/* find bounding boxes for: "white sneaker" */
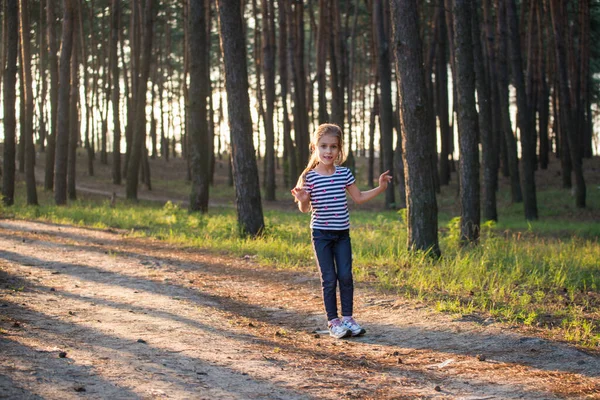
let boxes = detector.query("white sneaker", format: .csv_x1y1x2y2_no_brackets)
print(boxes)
328,318,351,339
342,317,366,336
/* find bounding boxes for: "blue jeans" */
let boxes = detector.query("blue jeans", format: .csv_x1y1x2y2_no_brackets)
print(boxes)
311,229,353,321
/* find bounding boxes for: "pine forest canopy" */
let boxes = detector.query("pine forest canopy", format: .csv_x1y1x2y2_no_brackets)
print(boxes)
1,0,598,243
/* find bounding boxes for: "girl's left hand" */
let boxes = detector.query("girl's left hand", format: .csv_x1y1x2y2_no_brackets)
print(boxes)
379,170,392,190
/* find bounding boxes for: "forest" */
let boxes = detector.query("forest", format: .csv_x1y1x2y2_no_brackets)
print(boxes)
1,0,598,247
1,1,600,397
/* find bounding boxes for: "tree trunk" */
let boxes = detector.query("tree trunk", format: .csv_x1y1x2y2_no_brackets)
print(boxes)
2,0,18,206
436,0,451,186
345,0,359,175
19,0,38,205
391,0,440,256
38,0,47,152
217,0,265,237
68,9,79,201
473,0,497,222
374,0,395,208
495,0,522,203
188,0,210,213
261,0,276,200
110,0,121,184
454,0,480,243
279,0,296,188
316,0,329,123
44,0,59,191
506,0,537,220
288,1,309,167
549,0,586,207
537,1,549,170
54,0,74,205
98,4,109,166
329,0,345,127
368,80,378,188
123,0,140,177
578,0,592,159
80,1,94,177
126,0,156,200
18,60,25,174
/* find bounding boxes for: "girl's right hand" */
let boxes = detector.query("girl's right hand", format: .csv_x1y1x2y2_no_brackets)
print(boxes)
291,187,309,203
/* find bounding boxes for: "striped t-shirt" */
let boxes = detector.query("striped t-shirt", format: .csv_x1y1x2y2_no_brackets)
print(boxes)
304,166,356,230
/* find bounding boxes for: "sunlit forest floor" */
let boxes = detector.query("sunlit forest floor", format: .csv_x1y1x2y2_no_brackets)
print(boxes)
0,149,599,398
33,147,600,217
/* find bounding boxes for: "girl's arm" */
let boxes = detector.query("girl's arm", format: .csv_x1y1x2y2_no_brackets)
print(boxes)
297,199,311,213
346,170,392,205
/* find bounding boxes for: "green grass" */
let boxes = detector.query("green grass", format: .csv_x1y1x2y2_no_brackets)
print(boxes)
1,183,599,348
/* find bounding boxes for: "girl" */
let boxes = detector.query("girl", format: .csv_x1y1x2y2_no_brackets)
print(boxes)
291,123,392,339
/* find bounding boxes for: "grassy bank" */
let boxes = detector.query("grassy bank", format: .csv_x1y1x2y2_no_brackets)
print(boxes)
2,182,599,349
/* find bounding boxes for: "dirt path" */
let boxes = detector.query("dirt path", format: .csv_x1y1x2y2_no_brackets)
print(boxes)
0,219,598,399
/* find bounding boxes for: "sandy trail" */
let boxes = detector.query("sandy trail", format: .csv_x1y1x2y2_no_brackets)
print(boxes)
0,219,598,399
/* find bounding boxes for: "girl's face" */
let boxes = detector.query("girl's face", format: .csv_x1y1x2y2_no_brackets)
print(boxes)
316,134,340,166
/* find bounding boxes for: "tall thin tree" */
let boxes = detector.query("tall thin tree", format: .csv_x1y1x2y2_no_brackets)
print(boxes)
44,0,59,191
279,0,296,188
110,0,121,184
495,0,522,203
188,0,210,212
54,0,74,205
549,0,586,207
506,0,537,220
454,0,480,243
374,0,395,208
316,0,330,123
391,0,440,256
3,0,18,206
67,1,79,201
216,0,265,237
126,0,157,200
473,0,497,222
436,0,451,186
261,0,276,200
288,0,309,167
19,0,38,205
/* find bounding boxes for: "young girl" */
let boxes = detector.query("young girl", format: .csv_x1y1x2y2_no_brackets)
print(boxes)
291,123,392,339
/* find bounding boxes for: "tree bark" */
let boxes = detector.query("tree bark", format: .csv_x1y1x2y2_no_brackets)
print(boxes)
126,0,157,200
110,0,121,184
549,0,586,207
2,0,18,206
329,0,345,127
54,0,74,205
454,0,480,243
345,0,359,175
473,0,497,222
537,1,549,170
68,7,79,201
44,0,59,191
261,0,276,200
316,0,330,123
38,0,47,152
288,1,309,167
391,0,440,256
216,0,265,237
374,0,395,208
506,0,537,220
19,0,38,205
188,0,210,212
436,0,451,186
279,0,296,188
495,0,522,203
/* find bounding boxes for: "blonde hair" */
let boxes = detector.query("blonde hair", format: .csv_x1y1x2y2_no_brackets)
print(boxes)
295,123,346,189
